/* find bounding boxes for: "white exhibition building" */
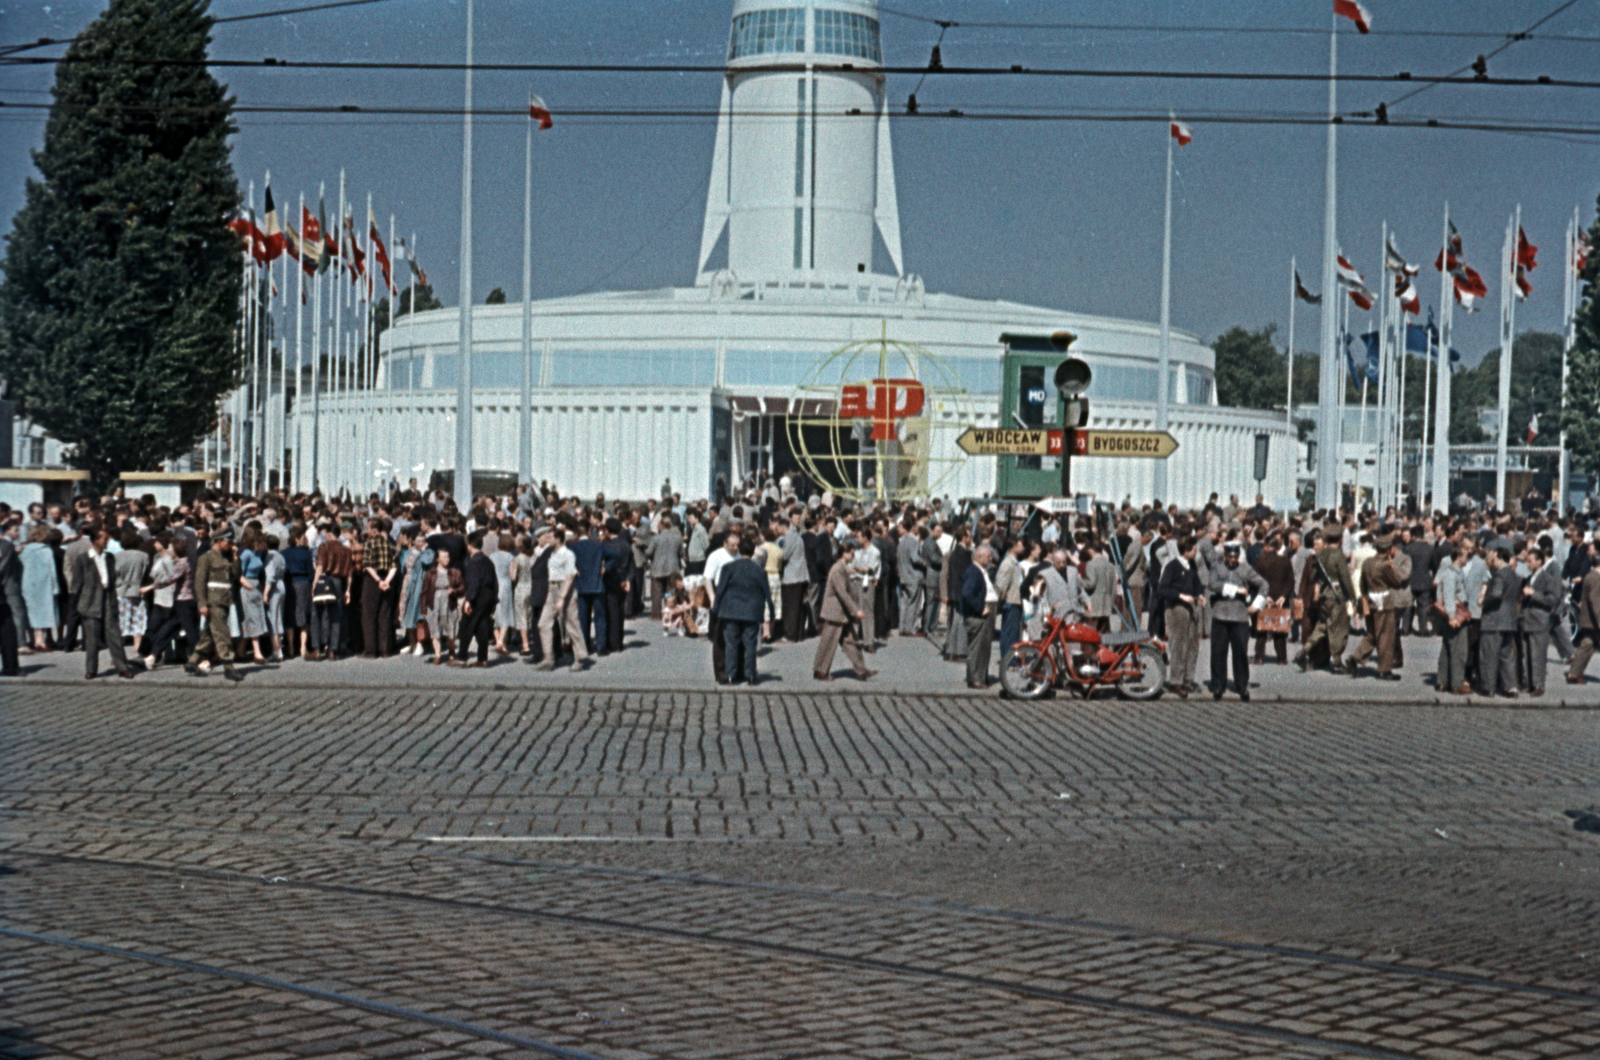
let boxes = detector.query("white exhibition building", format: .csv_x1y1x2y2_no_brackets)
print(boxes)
13,0,1299,509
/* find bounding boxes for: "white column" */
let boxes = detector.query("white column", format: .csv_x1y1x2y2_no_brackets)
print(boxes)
1154,112,1175,502
520,92,534,485
1430,206,1456,514
1494,208,1518,510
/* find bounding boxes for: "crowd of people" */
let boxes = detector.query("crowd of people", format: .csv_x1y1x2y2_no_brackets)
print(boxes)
0,477,1597,699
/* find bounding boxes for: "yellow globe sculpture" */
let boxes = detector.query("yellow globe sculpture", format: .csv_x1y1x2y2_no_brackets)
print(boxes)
787,334,973,503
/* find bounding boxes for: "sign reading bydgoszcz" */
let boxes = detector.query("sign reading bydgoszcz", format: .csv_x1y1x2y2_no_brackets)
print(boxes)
958,426,1178,459
1078,429,1179,459
955,427,1052,456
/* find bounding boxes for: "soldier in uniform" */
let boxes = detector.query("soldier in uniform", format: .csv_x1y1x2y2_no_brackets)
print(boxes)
186,523,244,682
1299,521,1358,673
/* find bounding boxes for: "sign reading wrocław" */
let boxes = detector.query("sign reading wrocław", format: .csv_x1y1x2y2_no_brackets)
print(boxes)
955,427,1052,456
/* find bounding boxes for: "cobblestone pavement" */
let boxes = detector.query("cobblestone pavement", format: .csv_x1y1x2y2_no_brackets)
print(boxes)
7,619,1600,706
2,686,1598,1059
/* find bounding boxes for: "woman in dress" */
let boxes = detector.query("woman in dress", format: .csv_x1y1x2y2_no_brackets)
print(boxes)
420,547,462,663
491,523,516,654
21,524,58,650
397,530,434,656
262,534,287,663
236,527,269,663
113,526,149,654
508,534,536,656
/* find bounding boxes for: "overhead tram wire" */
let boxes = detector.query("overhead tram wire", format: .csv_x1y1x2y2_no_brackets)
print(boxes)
3,53,1599,94
1,97,1596,138
874,4,1600,43
0,0,404,58
1360,0,1585,120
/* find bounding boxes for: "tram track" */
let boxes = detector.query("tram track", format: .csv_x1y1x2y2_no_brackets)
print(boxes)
5,849,1597,1060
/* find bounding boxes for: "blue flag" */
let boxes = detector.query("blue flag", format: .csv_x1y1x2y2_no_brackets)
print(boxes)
1359,331,1381,384
1404,311,1462,365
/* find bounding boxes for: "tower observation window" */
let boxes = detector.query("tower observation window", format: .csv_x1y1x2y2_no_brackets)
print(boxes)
814,10,881,62
729,9,805,59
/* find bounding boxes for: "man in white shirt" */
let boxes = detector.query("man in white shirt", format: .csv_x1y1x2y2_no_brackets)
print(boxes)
535,529,586,671
849,527,882,651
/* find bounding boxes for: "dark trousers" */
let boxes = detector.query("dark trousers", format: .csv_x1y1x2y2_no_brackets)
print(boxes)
603,588,626,654
0,600,18,676
360,581,396,657
147,600,199,663
1210,619,1251,695
344,578,363,655
81,613,129,678
710,615,727,682
878,579,895,640
578,591,606,655
456,603,494,662
1479,629,1516,694
923,582,942,635
60,596,81,652
1522,629,1550,692
999,603,1023,663
1465,619,1482,686
964,613,993,686
781,582,807,641
311,576,344,653
1405,589,1433,635
1253,630,1288,663
722,619,760,683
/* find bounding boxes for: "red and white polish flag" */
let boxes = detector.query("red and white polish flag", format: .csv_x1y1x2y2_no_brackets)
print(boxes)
1169,119,1191,146
1334,0,1372,33
529,94,553,130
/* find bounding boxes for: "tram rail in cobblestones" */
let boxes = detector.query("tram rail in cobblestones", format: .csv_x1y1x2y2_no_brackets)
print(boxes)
0,925,614,1060
8,849,1595,1060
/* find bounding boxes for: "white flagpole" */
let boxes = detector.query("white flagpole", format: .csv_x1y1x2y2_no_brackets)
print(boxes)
1314,14,1341,511
455,0,476,515
388,210,397,501
520,88,534,487
1286,256,1296,435
334,170,346,495
364,190,374,498
1430,205,1456,516
293,190,305,494
265,171,277,492
1375,223,1389,510
1494,208,1517,511
1395,290,1408,513
1339,291,1349,504
1154,110,1174,504
311,183,325,495
1559,207,1577,512
1427,307,1440,515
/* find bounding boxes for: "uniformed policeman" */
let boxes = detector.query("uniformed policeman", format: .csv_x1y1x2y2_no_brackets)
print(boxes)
1301,521,1358,673
186,522,244,682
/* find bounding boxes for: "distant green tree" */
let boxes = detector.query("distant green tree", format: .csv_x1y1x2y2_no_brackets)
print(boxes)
393,282,442,320
1561,199,1600,480
1213,325,1284,410
485,287,507,305
1450,331,1564,445
0,0,240,488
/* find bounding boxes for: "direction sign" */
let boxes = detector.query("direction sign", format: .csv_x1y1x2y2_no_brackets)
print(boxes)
957,427,1178,459
1033,496,1076,514
955,427,1051,456
1077,429,1179,459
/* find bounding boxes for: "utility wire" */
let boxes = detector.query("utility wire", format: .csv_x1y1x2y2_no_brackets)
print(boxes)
2,97,1596,138
2,54,1596,93
0,0,403,58
1375,0,1584,114
876,6,1600,43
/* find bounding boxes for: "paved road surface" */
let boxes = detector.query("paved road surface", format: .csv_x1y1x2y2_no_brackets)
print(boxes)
2,683,1597,1058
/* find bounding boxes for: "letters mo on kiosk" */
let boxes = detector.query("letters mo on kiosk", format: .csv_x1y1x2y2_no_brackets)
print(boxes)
996,331,1090,500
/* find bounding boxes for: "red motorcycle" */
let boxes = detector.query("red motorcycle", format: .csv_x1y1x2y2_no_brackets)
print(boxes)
999,615,1167,700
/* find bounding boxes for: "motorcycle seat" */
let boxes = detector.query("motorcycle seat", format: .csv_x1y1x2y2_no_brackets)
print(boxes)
1100,631,1151,646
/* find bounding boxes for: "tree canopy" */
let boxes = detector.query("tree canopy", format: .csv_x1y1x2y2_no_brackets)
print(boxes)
0,0,241,487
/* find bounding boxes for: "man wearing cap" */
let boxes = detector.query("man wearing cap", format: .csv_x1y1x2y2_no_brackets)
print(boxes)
1301,520,1358,673
1346,533,1411,680
1206,540,1268,700
187,522,243,682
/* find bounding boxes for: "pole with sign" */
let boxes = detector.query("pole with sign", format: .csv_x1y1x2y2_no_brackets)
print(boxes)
1053,335,1091,497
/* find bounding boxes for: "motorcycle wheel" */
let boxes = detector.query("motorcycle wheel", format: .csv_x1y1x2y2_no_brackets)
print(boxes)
1115,645,1167,700
1000,643,1055,699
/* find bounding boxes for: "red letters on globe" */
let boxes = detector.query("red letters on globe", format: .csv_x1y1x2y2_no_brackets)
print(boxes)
839,378,926,441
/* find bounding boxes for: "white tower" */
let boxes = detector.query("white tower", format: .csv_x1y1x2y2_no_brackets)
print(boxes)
697,0,903,285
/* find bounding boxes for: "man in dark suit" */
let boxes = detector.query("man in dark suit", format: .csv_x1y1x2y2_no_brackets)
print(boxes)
570,525,606,655
599,518,633,655
0,521,23,676
524,525,555,664
451,531,498,667
71,522,134,680
1478,546,1521,697
712,533,776,684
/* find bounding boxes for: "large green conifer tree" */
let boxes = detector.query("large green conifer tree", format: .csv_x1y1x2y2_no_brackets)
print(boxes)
1561,198,1600,482
0,0,240,487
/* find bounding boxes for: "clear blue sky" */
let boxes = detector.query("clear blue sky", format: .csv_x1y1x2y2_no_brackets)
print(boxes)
2,0,1597,367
